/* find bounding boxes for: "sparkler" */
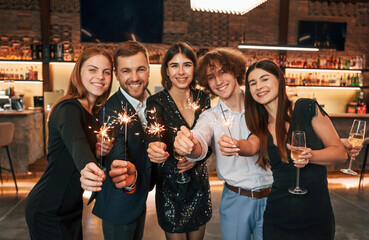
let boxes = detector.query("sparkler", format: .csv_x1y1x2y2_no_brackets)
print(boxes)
147,122,166,137
146,107,166,139
147,107,166,166
219,104,233,139
187,90,201,111
112,102,136,161
95,107,114,170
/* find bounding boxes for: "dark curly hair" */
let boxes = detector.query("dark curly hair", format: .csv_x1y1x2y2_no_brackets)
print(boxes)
196,48,247,95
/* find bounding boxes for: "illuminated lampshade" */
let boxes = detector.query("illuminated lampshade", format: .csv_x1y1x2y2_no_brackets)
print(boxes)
190,0,267,15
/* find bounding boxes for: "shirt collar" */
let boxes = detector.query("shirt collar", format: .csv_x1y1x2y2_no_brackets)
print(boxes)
119,87,149,111
216,94,245,115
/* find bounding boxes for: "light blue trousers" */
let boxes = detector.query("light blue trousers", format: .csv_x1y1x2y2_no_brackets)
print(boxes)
220,184,267,240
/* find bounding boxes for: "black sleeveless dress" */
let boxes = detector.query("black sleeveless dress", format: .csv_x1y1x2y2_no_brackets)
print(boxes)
263,98,335,240
146,89,212,233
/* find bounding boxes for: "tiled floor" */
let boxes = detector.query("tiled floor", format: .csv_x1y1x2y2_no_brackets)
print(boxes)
0,173,368,240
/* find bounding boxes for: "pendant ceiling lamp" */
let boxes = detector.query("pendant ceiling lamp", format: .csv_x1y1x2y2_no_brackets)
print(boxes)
190,0,267,15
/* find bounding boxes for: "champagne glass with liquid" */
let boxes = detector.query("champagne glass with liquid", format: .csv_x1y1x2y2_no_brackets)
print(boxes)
288,131,308,195
173,149,191,184
341,119,366,175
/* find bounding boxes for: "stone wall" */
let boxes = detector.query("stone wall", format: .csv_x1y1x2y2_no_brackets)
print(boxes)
0,111,44,173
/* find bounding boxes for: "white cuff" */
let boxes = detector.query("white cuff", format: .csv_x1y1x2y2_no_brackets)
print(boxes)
124,170,138,192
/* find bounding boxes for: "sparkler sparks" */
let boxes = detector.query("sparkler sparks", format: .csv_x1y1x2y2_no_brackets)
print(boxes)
187,90,201,111
147,122,166,137
188,100,200,111
97,125,114,142
112,102,137,129
146,107,166,138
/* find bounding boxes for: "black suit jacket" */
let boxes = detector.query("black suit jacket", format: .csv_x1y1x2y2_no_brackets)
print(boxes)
91,89,153,224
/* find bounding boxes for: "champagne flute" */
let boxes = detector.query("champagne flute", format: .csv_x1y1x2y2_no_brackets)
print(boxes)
340,119,366,175
173,149,191,184
288,131,308,195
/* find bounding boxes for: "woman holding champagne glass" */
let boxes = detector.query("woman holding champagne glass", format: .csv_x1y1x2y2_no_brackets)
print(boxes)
243,60,347,239
146,42,212,239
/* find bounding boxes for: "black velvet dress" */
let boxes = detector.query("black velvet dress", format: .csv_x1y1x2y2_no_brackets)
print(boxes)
25,98,99,240
263,98,335,240
146,89,212,233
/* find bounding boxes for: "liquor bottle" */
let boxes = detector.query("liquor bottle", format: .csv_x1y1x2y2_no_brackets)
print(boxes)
338,58,342,69
37,44,43,60
357,91,366,114
317,55,320,68
50,44,56,60
31,44,38,60
277,54,281,67
298,73,302,85
303,58,308,68
34,66,38,80
359,73,363,87
347,74,351,86
316,73,321,86
69,47,74,62
343,73,347,86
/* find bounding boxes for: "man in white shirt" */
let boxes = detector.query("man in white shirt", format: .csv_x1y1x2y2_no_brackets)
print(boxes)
174,48,273,240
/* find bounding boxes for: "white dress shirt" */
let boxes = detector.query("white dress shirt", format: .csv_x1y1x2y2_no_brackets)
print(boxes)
190,99,273,189
120,87,149,128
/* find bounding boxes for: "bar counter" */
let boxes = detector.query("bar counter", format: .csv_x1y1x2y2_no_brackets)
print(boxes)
329,113,369,171
0,109,44,173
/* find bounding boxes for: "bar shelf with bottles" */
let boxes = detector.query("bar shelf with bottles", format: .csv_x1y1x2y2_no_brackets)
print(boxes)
0,61,42,82
278,53,366,88
284,68,364,88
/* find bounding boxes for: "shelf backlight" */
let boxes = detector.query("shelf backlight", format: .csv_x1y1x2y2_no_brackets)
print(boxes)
0,80,42,83
238,44,319,52
0,61,42,65
286,86,361,90
285,68,362,74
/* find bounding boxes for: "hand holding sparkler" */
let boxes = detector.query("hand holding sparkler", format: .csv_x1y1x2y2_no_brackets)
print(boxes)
219,134,261,157
147,141,169,164
80,162,106,192
109,160,137,189
96,133,114,157
218,135,240,156
174,126,201,157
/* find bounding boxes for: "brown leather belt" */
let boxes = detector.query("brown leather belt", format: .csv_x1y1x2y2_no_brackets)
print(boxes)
225,182,271,199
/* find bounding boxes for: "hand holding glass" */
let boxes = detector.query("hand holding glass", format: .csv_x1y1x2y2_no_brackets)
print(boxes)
173,149,191,184
289,131,308,195
340,119,366,175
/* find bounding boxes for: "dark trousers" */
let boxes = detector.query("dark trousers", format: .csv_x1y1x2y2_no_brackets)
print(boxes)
102,208,146,240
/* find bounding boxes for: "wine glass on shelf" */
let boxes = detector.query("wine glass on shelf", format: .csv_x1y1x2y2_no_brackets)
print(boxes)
173,148,191,184
288,130,308,195
340,119,366,175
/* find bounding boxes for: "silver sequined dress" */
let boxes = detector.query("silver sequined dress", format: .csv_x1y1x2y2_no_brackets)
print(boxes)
146,89,212,233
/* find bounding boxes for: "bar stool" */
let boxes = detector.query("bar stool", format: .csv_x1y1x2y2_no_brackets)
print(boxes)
0,122,18,191
359,137,369,188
